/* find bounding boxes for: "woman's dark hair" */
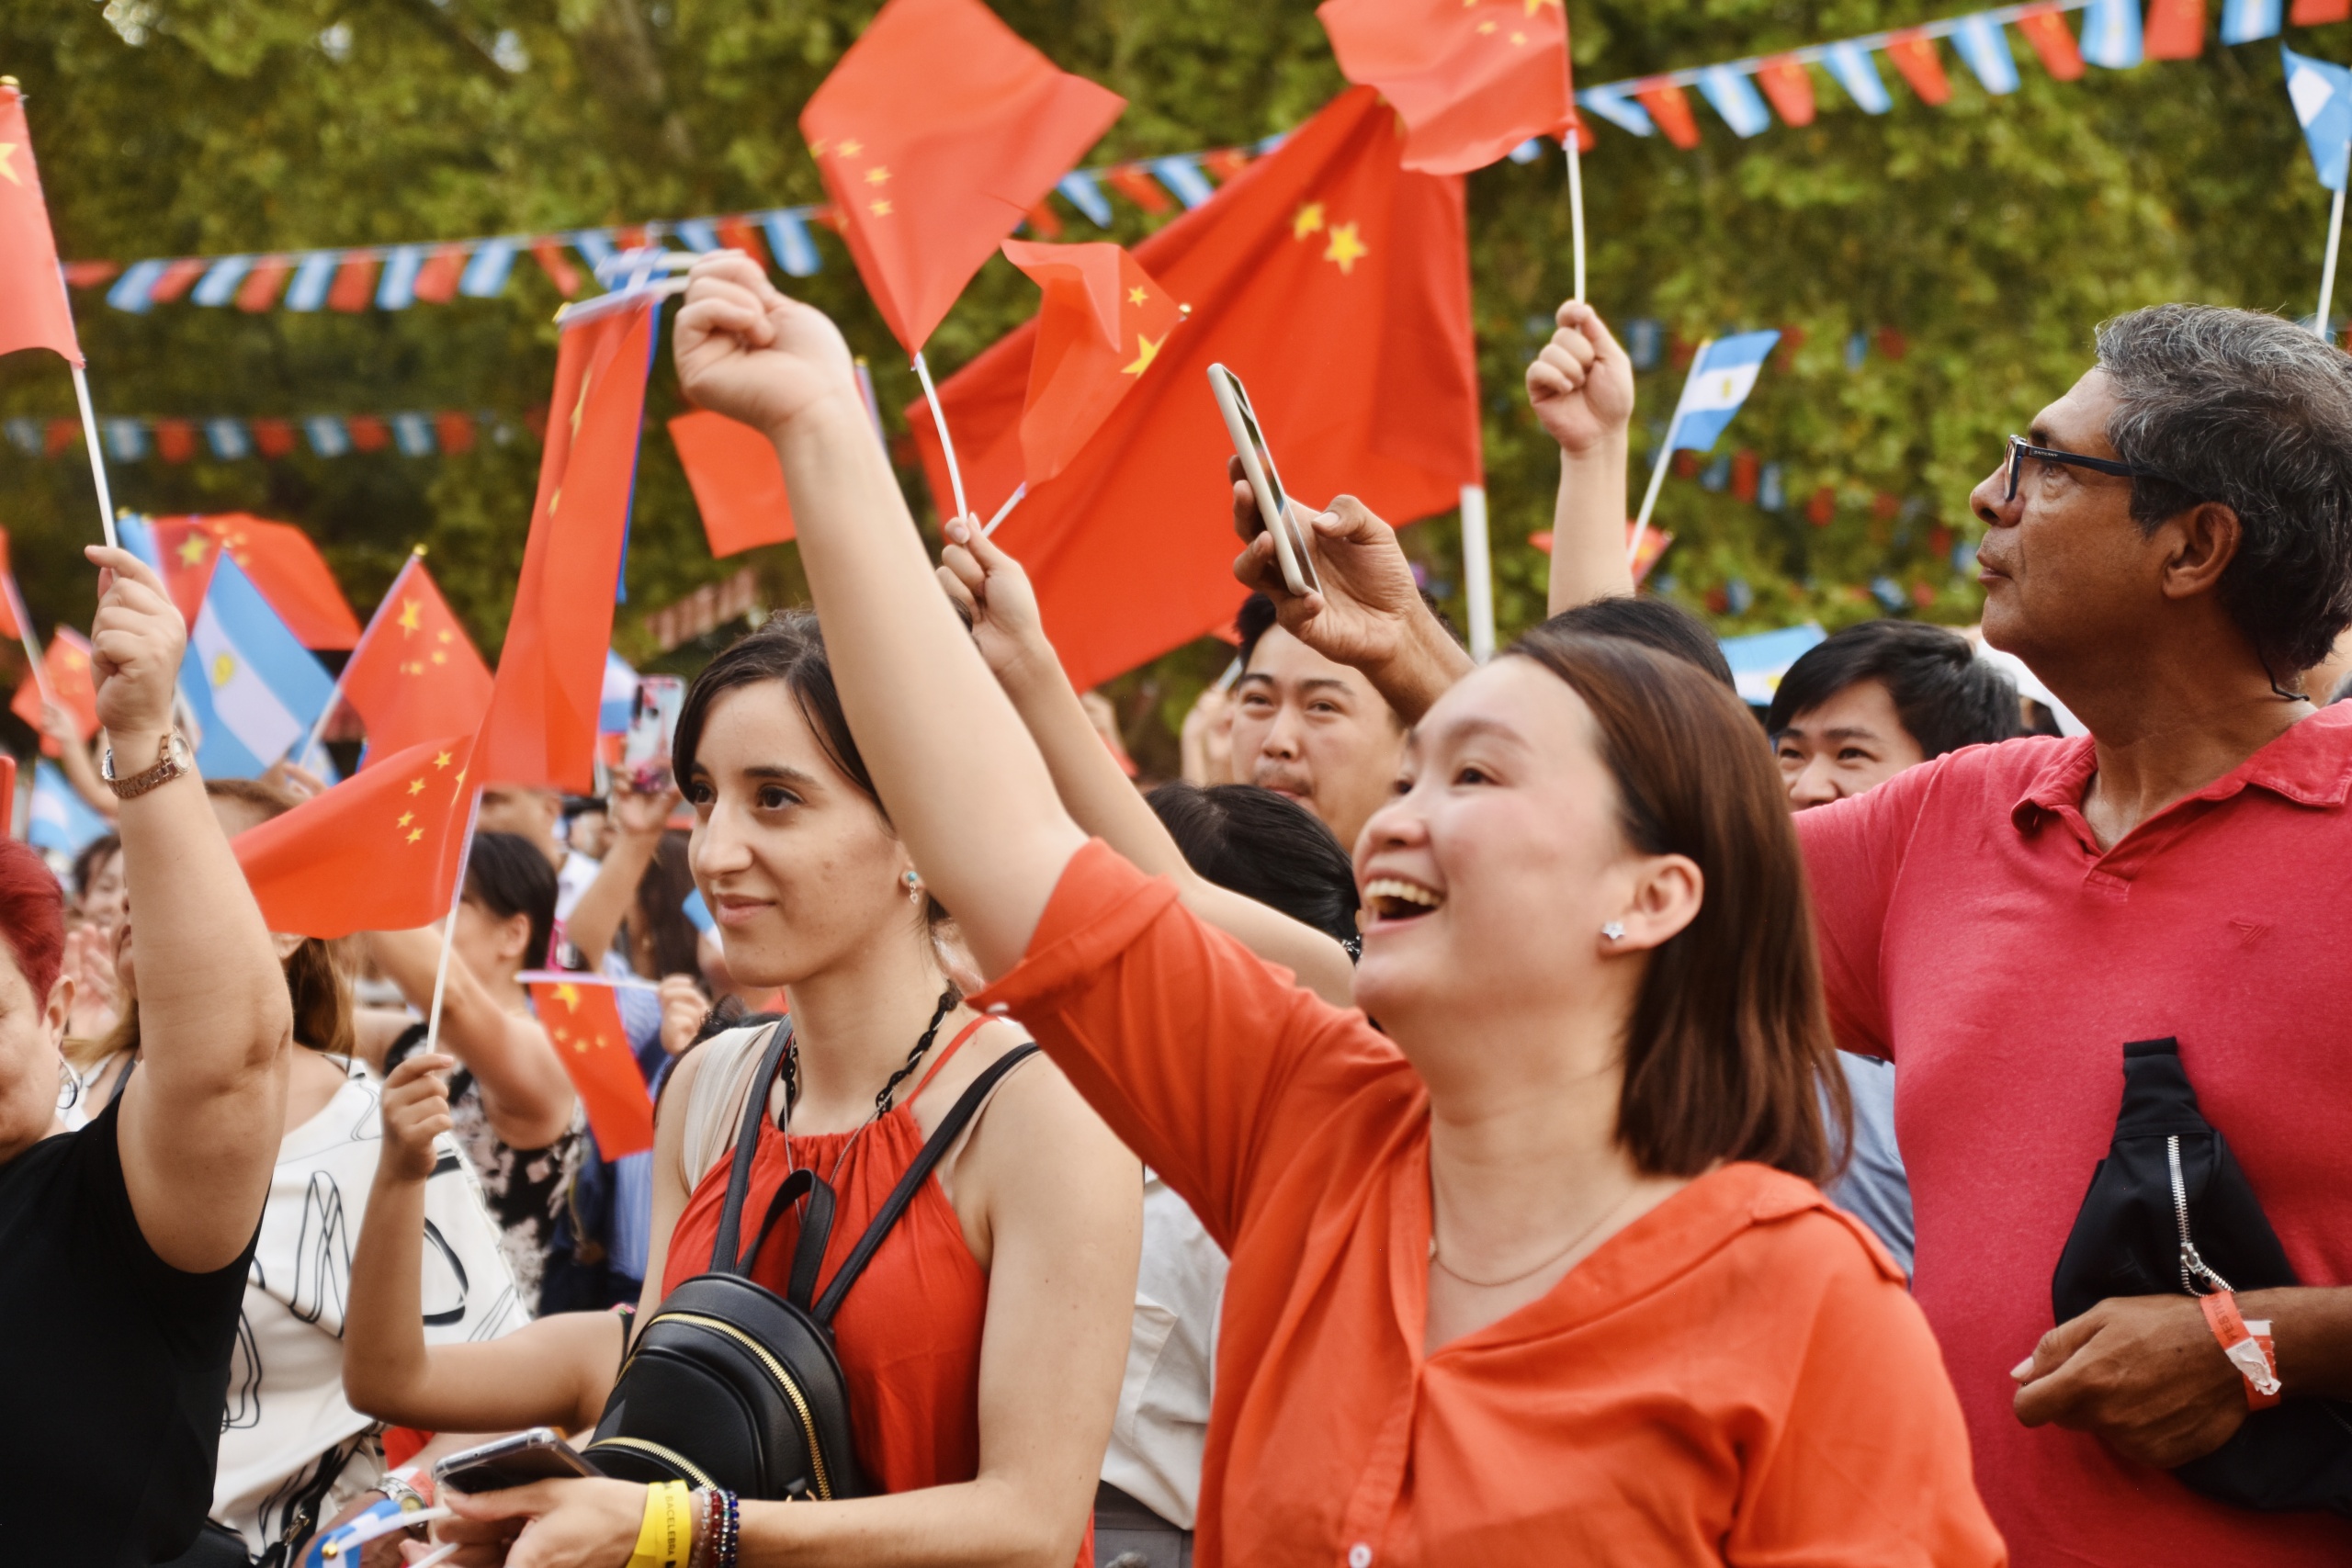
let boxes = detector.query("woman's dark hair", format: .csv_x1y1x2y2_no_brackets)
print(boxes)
1544,596,1735,691
1147,782,1361,948
675,610,948,928
463,829,560,971
71,833,121,900
1508,626,1846,1184
631,829,703,977
1766,620,2021,758
108,779,353,1057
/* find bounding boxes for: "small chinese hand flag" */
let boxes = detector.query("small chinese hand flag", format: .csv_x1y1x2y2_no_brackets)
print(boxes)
526,978,655,1157
9,626,99,757
339,554,494,765
0,526,27,641
232,733,478,938
1000,241,1186,487
153,514,362,649
0,82,85,365
800,0,1125,353
1317,0,1574,174
475,295,658,795
670,411,796,558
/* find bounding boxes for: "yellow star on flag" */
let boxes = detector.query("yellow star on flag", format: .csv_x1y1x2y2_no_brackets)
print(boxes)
431,650,447,665
870,198,893,216
837,139,863,157
0,143,19,186
1292,202,1326,241
1526,0,1561,13
436,629,453,644
1510,29,1527,44
397,598,422,634
1476,19,1496,31
1122,332,1165,378
434,750,453,769
407,828,424,844
865,166,890,185
554,983,582,1010
176,535,210,567
1127,287,1148,307
1323,222,1370,275
397,811,414,829
406,777,425,795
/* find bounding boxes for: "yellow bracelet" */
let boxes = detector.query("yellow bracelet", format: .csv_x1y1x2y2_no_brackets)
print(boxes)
627,1480,693,1568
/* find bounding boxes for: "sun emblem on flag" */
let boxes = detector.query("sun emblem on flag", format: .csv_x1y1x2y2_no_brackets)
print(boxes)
210,652,238,688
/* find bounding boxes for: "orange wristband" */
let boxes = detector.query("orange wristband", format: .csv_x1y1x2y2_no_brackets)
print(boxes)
2199,1291,2282,1410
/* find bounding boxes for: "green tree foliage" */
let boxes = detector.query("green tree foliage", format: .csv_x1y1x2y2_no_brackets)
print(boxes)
1,1,2346,765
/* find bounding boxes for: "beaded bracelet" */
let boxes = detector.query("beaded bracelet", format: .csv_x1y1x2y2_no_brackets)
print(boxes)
717,1489,741,1568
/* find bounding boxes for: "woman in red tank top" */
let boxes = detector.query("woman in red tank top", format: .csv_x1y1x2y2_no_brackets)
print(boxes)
435,611,1140,1567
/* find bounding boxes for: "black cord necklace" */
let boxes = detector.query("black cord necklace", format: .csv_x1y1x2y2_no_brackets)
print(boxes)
779,987,962,1184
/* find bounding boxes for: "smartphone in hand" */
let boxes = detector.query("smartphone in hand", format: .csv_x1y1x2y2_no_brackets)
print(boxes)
1209,364,1321,598
622,674,685,795
432,1428,600,1494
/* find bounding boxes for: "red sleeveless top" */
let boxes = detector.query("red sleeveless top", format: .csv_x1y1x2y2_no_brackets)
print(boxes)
662,1023,1091,1562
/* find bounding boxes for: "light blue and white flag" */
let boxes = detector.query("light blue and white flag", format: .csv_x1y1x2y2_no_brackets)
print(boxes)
1824,42,1893,114
285,253,338,312
1719,623,1826,708
2222,0,2283,46
761,210,823,277
191,256,254,308
2285,44,2352,191
460,241,519,298
1579,84,1657,137
2081,0,2143,70
177,554,335,777
28,763,109,856
600,649,639,734
1700,66,1773,138
1668,331,1782,453
1054,171,1115,225
1954,16,2021,96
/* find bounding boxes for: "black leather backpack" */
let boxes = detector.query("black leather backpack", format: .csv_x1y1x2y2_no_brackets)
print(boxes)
2051,1037,2352,1517
583,1021,1039,1499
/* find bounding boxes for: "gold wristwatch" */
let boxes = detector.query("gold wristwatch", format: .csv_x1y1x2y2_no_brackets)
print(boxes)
101,732,191,799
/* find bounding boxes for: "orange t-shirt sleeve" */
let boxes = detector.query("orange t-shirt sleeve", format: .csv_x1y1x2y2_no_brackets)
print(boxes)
1728,1225,2008,1567
969,839,1393,1249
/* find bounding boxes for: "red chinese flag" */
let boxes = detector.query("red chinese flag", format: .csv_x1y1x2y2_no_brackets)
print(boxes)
526,979,655,1157
1634,82,1702,149
2293,0,2351,22
907,86,1479,691
2017,7,2086,81
232,733,478,939
1756,58,1815,126
475,296,657,794
799,0,1126,353
339,555,495,765
999,240,1187,487
10,627,102,755
1886,35,1952,106
1317,0,1573,174
153,514,363,649
0,527,24,641
2144,0,2206,57
670,411,795,558
0,84,84,365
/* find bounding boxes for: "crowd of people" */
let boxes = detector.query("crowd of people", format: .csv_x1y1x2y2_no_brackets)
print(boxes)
1,263,2348,1568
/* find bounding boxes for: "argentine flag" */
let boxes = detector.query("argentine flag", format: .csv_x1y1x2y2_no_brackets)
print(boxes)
28,762,110,856
600,649,639,735
2285,45,2352,192
1668,332,1782,455
178,553,335,778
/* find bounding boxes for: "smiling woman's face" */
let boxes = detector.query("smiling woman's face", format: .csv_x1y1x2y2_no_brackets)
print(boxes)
684,680,919,990
1352,658,1646,1049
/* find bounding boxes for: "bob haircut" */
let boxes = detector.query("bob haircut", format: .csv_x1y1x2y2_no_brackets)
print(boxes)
675,609,947,928
463,830,560,971
1508,625,1847,1184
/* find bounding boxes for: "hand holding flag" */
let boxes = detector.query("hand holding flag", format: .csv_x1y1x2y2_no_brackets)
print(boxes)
1524,300,1635,457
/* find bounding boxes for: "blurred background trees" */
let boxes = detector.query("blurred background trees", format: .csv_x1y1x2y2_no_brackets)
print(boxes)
2,0,2345,767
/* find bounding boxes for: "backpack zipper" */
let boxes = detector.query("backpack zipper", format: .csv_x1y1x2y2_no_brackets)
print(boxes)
634,1309,835,1500
2168,1134,2234,1295
583,1435,717,1490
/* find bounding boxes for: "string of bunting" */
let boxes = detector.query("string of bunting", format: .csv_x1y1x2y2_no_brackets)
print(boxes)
79,0,2348,316
0,409,514,463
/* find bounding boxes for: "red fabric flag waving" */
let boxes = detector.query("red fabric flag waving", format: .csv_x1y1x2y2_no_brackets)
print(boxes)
526,979,655,1156
800,0,1125,352
0,83,84,365
475,296,657,795
1318,0,1572,174
232,733,477,938
670,411,796,558
0,526,26,641
151,513,363,649
8,626,99,756
908,85,1480,691
339,555,495,765
999,240,1188,487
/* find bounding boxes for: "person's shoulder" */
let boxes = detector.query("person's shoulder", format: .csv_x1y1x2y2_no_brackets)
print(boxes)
1712,1162,1909,1288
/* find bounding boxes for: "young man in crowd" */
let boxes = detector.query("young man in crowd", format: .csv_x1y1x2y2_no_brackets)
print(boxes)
1766,621,2022,1272
1227,589,1408,853
1234,300,2352,1566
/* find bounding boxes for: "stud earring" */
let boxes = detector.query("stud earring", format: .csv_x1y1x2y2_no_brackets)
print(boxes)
902,870,923,905
1601,921,1625,942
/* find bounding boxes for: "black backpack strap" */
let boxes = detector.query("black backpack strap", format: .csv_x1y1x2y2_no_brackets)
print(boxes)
734,1168,820,1277
811,1043,1041,1326
785,1174,837,1311
708,1021,793,1278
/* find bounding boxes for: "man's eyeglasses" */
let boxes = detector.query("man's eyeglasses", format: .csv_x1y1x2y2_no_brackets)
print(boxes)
2002,434,2163,503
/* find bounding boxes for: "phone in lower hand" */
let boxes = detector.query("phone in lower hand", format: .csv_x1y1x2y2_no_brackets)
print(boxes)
623,674,685,795
432,1428,599,1494
1208,363,1322,598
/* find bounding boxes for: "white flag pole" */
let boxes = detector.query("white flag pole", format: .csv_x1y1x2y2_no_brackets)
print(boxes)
1626,341,1707,570
910,351,969,523
2319,180,2348,341
423,786,483,1060
1566,132,1587,305
4,575,53,706
1460,485,1495,662
981,482,1027,537
70,369,120,554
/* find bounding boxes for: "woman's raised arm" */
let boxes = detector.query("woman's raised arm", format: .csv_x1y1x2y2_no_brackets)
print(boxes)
672,255,1084,977
90,545,296,1273
364,927,577,1150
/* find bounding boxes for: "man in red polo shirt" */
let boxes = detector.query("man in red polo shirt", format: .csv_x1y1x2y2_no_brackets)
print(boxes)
1235,301,2352,1563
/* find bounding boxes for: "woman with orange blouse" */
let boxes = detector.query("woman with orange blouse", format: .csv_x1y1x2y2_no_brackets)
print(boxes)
637,254,2007,1568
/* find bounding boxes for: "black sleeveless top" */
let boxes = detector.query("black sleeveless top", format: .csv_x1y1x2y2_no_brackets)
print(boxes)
0,1099,252,1565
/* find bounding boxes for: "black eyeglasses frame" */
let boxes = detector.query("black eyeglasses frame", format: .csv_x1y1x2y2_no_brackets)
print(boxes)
2002,434,2165,503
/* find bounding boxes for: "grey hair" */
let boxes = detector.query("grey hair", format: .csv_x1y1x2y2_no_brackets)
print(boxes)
2097,304,2352,678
